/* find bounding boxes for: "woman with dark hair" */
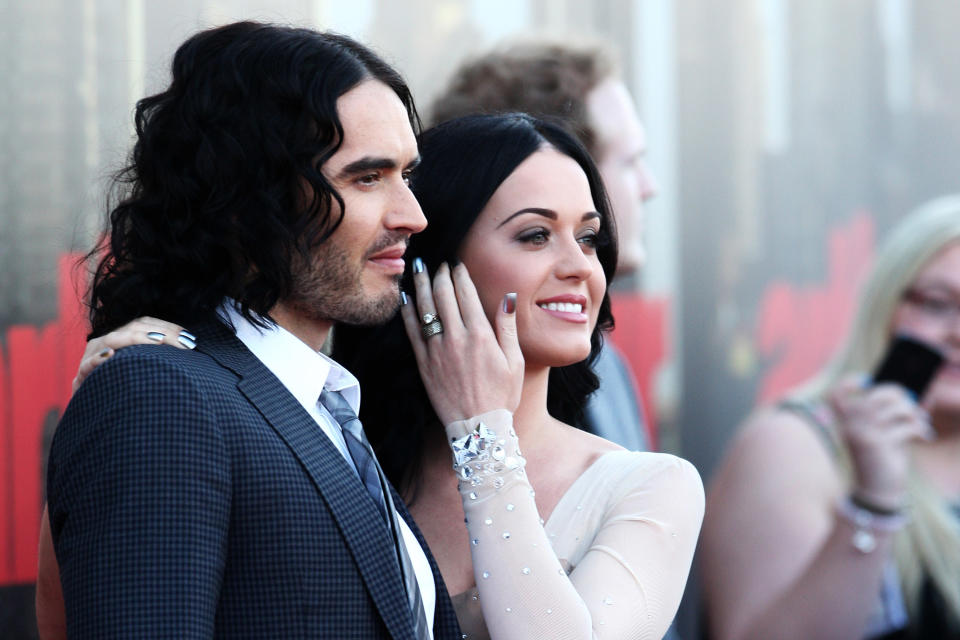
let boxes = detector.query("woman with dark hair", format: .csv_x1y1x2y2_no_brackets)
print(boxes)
62,113,703,639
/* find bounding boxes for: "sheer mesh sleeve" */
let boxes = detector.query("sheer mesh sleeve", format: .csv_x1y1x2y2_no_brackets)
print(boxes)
446,410,704,640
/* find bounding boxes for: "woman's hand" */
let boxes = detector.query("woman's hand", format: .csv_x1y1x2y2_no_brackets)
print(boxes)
400,261,524,425
73,317,195,393
830,375,934,510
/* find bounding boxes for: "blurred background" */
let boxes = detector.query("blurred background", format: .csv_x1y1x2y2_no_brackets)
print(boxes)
2,0,959,637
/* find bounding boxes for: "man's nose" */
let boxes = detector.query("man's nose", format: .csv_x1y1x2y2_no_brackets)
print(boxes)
637,160,659,202
387,182,427,233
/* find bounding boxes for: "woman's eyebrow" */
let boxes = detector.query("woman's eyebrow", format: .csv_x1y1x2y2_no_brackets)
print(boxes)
911,279,960,296
497,207,557,228
496,208,601,228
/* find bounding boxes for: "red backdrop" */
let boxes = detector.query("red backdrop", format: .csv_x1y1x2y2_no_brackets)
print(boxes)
0,255,86,585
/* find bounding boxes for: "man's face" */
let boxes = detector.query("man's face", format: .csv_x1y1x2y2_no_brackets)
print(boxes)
586,78,658,278
286,79,426,328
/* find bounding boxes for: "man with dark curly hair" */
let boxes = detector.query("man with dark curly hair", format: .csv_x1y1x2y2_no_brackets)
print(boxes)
41,22,463,639
431,42,658,452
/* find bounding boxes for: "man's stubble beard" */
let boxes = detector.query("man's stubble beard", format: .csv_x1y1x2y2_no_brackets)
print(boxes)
286,236,404,327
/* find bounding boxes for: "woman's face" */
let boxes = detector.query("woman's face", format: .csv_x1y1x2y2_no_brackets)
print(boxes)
890,241,960,415
458,147,607,369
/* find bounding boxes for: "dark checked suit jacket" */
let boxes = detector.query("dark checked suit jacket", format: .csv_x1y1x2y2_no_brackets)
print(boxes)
46,316,461,639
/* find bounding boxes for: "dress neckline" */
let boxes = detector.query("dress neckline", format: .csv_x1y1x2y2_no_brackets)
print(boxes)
541,449,626,528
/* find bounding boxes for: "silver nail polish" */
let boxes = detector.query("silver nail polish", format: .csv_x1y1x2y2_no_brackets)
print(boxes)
502,292,517,314
413,257,424,274
400,291,409,305
179,330,197,341
146,331,165,341
177,335,196,350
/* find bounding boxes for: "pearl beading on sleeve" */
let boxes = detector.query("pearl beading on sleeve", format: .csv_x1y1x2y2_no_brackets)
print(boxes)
445,412,705,640
446,410,593,639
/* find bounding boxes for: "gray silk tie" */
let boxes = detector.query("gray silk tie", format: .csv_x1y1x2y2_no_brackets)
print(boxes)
319,389,430,640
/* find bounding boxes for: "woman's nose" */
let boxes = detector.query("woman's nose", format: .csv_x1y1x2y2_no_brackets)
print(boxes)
554,239,595,281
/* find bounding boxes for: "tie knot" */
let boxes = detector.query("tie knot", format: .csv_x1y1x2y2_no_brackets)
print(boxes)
319,388,352,420
319,388,363,437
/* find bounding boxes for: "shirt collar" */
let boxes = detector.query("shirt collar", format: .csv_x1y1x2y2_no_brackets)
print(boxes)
218,300,361,414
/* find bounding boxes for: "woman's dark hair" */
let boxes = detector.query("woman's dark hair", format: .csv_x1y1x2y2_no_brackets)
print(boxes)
87,21,419,336
333,113,618,499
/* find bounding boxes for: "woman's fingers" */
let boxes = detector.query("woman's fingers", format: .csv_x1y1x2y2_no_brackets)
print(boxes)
72,347,115,393
872,394,924,426
411,258,440,332
885,418,936,444
494,292,524,410
400,291,430,367
103,318,195,351
832,379,915,428
832,373,933,508
451,263,487,330
431,263,466,333
73,316,197,393
494,292,523,368
402,258,521,423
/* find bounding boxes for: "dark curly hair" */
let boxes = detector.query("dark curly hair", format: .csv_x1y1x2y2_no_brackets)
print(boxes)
333,113,618,500
87,21,419,336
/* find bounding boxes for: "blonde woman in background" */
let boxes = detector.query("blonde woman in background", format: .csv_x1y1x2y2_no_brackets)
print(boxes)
702,196,960,640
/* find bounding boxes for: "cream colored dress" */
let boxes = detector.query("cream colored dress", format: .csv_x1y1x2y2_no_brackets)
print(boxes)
446,410,704,640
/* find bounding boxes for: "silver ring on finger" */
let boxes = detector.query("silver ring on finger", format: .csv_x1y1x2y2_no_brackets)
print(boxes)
422,319,444,339
422,312,439,326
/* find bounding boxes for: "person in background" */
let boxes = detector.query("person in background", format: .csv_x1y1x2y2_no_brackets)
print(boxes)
701,196,960,640
430,41,658,452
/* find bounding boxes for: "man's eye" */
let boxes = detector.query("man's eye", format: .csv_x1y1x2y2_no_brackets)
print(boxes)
357,173,380,186
402,171,414,186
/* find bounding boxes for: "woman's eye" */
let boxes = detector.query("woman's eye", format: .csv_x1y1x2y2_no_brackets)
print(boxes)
578,232,599,249
357,173,380,186
922,297,953,313
518,229,550,245
402,170,414,186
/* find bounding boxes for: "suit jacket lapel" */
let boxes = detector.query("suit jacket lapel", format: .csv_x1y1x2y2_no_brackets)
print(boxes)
391,485,462,638
191,317,415,639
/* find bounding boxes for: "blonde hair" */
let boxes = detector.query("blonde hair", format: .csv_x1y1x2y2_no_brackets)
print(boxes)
794,195,960,626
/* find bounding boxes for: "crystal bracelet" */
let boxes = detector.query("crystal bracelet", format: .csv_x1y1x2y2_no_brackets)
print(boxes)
835,496,908,554
446,409,526,493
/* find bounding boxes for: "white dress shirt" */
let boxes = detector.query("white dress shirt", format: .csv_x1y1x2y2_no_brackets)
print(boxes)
220,302,435,634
